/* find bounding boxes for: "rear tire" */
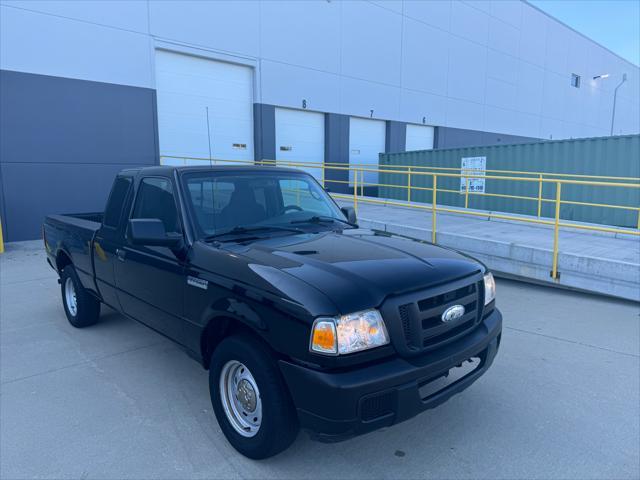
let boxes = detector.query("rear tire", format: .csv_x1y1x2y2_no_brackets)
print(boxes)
60,265,100,328
209,334,299,459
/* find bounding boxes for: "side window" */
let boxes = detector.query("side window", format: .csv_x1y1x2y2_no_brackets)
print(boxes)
132,178,181,233
103,177,132,228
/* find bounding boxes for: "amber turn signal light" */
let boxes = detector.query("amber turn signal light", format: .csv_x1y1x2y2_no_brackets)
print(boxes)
310,319,337,355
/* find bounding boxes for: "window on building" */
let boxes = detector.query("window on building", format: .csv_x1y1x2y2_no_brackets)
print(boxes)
571,74,581,88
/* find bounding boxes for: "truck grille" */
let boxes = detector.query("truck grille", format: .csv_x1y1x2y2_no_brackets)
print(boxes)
380,274,484,356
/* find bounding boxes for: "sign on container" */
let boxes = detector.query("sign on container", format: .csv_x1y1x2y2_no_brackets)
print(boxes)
460,156,486,193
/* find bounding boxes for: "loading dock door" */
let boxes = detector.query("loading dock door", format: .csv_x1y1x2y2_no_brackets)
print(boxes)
275,108,325,182
349,117,386,186
406,124,434,151
155,50,254,166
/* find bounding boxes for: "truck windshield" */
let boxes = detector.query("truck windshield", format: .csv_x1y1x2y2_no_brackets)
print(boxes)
182,170,347,237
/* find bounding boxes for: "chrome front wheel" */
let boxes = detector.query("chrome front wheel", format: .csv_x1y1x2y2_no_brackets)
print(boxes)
219,360,262,437
64,277,78,317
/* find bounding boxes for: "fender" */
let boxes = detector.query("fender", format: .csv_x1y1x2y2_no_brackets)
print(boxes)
204,296,267,331
196,294,270,367
199,298,267,369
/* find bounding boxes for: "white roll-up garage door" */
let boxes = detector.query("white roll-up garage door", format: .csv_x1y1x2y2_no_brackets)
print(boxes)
155,50,254,166
275,108,325,182
405,124,435,151
349,117,386,186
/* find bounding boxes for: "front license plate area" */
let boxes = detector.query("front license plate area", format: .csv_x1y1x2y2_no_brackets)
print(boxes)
418,357,481,400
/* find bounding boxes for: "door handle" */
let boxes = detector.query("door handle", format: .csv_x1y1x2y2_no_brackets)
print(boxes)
116,248,126,262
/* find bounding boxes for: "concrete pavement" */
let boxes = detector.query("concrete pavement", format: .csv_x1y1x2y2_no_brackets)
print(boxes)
1,240,639,479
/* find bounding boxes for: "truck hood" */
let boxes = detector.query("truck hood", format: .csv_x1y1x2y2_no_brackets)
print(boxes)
222,228,483,315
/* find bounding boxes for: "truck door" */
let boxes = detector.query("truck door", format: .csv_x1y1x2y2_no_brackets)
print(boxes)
93,176,133,310
114,176,187,343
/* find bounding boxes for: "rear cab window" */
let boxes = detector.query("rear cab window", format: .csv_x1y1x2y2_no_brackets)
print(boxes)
103,176,133,228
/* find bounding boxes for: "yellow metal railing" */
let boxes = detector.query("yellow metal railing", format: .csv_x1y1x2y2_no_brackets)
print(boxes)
378,162,640,182
160,155,640,280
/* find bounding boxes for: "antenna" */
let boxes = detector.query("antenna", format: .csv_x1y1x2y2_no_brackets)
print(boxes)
206,106,213,166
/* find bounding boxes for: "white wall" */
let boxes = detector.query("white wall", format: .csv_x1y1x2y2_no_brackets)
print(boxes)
0,2,153,89
1,0,638,139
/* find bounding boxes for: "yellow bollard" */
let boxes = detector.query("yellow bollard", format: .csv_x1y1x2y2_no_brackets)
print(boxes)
0,218,4,254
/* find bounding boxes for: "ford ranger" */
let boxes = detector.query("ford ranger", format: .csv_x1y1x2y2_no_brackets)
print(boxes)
43,166,502,459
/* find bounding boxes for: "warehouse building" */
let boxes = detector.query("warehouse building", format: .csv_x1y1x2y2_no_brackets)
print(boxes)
1,0,638,240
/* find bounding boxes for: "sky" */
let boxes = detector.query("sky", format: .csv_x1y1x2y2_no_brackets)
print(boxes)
529,0,640,66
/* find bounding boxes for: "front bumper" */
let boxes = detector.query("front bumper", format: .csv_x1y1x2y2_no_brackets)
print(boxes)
279,308,502,442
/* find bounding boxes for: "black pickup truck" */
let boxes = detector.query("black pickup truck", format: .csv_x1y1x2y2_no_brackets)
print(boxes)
44,166,502,459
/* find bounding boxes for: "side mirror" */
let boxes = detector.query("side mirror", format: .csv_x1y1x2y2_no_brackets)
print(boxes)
129,218,182,248
341,206,357,225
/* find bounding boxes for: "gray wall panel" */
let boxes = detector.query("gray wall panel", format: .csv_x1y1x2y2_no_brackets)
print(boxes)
253,103,276,161
0,164,6,242
385,121,406,153
2,163,138,241
0,70,158,165
324,113,350,194
0,69,158,241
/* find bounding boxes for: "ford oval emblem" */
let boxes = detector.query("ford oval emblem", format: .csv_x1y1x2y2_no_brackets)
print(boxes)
442,305,465,323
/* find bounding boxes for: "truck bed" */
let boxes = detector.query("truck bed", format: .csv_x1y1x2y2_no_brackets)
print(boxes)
44,213,103,290
46,212,103,229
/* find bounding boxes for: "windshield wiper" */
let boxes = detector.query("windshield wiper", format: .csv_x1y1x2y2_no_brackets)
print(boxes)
202,225,305,243
290,215,356,227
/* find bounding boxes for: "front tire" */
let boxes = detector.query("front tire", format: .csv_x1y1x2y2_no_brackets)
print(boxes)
60,265,100,328
209,334,299,459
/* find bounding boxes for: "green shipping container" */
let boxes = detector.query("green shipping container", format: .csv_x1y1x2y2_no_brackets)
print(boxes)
378,134,640,228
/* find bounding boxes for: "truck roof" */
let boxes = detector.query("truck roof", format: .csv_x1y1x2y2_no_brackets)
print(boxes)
119,164,307,176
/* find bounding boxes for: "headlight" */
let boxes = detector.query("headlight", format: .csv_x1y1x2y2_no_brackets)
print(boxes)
310,309,389,355
484,272,496,306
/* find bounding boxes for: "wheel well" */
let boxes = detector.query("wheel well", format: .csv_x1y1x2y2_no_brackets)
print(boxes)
200,317,261,369
56,250,72,273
